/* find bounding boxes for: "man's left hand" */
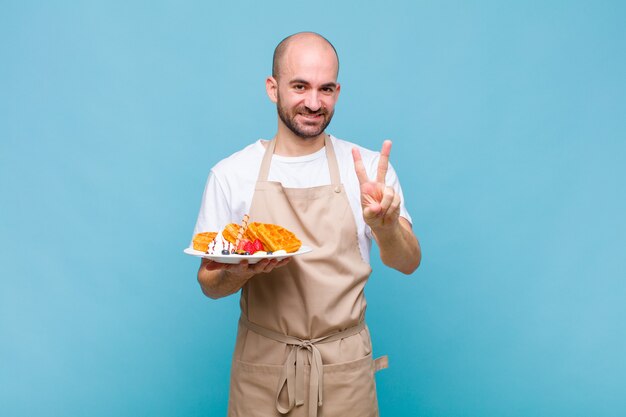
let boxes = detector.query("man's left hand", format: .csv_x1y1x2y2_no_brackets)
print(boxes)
352,140,400,231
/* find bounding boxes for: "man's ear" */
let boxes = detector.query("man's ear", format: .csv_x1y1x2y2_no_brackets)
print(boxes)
266,76,278,103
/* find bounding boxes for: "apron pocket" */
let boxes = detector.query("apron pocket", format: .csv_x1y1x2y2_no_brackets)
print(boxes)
229,353,382,417
320,353,379,417
228,359,283,417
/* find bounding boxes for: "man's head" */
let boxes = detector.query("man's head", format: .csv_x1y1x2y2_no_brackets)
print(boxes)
266,32,341,140
272,32,339,80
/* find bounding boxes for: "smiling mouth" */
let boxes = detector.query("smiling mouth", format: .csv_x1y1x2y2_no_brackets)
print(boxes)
299,113,323,120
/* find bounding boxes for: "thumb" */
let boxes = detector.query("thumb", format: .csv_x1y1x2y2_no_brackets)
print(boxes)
363,203,382,220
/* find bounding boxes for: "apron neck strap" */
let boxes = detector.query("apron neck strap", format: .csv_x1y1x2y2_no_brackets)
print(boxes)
258,135,341,185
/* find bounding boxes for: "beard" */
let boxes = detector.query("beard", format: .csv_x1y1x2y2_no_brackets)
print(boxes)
276,95,334,139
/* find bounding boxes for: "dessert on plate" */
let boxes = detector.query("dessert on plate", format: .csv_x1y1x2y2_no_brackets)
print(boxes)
192,215,302,256
192,232,218,252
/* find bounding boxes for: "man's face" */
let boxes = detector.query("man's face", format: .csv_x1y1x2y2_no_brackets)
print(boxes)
270,42,340,139
275,81,338,139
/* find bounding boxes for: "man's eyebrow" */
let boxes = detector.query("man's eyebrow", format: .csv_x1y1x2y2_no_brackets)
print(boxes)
289,79,310,85
288,79,337,89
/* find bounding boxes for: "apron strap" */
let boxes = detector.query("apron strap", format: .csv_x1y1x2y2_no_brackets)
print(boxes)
257,138,276,182
240,316,365,417
324,135,341,186
257,135,342,186
374,355,389,371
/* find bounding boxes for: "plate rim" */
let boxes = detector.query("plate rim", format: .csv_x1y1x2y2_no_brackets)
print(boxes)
183,245,312,264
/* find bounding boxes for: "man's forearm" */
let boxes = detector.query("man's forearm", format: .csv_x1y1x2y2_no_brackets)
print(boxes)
372,217,421,275
197,258,291,299
197,262,253,299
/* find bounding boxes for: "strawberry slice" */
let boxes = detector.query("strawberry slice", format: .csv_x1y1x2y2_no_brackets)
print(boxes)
243,240,256,254
236,239,250,253
252,239,265,253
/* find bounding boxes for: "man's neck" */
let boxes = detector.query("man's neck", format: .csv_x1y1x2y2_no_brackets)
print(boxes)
273,127,326,156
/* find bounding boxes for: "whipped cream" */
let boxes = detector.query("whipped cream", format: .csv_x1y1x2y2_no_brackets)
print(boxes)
205,232,233,255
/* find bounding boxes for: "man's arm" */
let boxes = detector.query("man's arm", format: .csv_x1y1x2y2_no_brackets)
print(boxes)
197,258,290,299
352,140,421,275
371,217,421,274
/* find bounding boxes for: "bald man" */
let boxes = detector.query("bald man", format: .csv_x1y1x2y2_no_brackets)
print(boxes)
191,32,420,417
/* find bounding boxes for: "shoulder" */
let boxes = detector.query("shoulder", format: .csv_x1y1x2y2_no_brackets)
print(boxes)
330,135,403,186
330,135,380,171
211,140,266,179
331,135,378,157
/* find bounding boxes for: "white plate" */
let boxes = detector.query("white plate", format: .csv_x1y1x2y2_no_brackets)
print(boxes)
183,246,312,264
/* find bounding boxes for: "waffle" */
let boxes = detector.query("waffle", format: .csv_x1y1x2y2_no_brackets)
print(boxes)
247,222,301,253
192,232,218,252
222,222,301,253
222,223,254,244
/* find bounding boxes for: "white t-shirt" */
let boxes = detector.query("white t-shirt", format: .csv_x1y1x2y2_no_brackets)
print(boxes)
191,135,412,264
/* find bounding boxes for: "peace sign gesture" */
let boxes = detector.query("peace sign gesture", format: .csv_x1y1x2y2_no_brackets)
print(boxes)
352,140,401,231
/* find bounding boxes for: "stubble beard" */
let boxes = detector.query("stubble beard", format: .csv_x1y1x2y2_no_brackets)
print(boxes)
276,96,334,140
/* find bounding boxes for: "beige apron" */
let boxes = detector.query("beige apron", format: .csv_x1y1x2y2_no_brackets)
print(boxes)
228,136,387,417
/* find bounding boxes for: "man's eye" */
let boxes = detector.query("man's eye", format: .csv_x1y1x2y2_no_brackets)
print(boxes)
322,87,334,93
293,85,305,90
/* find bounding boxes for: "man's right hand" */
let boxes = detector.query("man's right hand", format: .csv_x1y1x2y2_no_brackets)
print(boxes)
197,257,291,299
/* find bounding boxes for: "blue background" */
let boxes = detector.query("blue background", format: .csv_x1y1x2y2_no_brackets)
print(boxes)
1,1,625,416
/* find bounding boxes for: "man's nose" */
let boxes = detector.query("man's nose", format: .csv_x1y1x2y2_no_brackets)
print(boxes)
304,91,321,112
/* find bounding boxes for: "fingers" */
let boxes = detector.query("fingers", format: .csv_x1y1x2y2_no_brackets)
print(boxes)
376,186,400,220
364,186,400,226
253,258,277,273
275,258,291,267
376,140,392,183
352,147,369,185
246,258,268,273
246,257,292,274
363,204,382,221
204,256,291,274
202,259,224,271
382,188,401,222
262,257,291,272
378,186,395,216
354,141,392,185
262,258,291,273
228,259,250,275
